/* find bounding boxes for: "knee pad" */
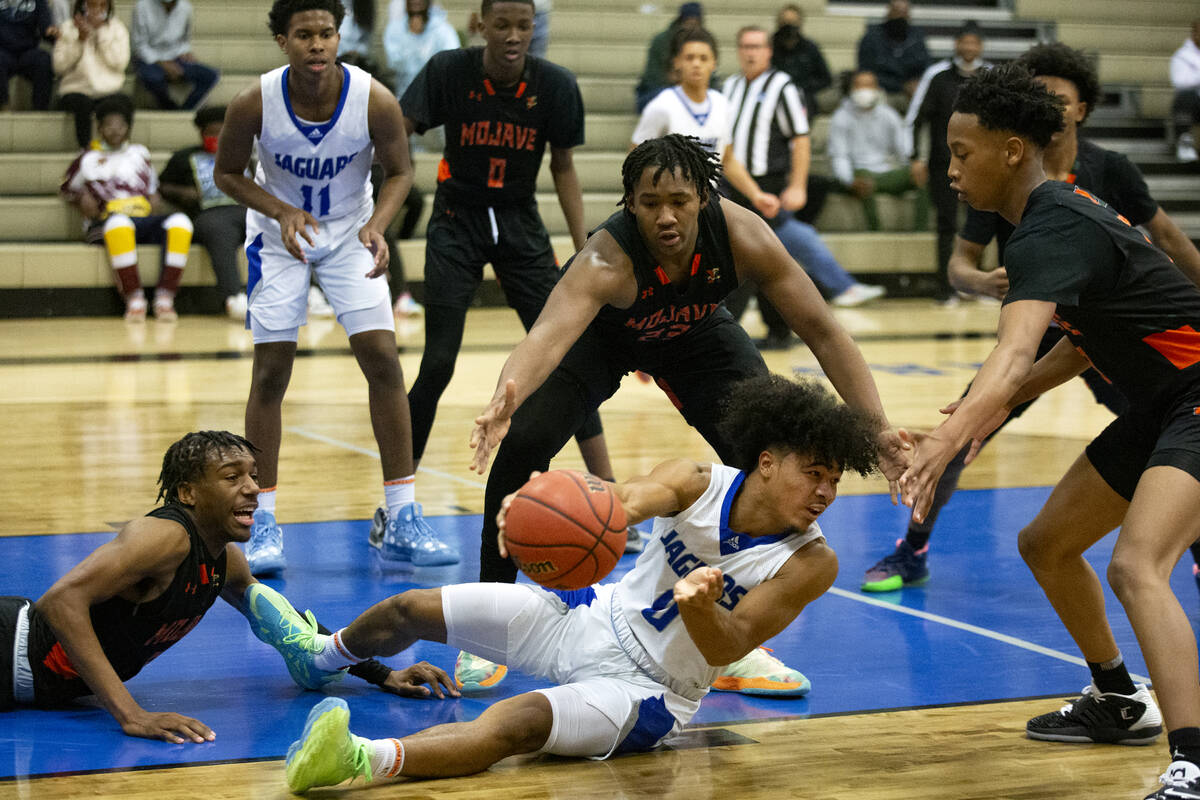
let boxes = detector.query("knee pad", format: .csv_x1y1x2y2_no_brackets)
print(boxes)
102,214,136,268
162,212,193,268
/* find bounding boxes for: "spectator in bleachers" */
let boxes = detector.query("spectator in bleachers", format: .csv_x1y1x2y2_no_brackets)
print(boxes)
130,0,217,110
905,20,988,302
634,1,703,113
385,0,458,99
158,105,247,321
0,0,57,110
530,0,550,58
53,0,129,150
60,94,193,322
771,3,830,121
828,69,928,232
1170,18,1200,162
856,0,928,110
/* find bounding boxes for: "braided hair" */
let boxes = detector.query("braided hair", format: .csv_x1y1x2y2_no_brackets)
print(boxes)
621,134,722,208
157,431,258,504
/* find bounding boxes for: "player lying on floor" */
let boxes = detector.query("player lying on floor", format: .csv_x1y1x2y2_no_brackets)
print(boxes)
0,431,455,743
282,374,879,791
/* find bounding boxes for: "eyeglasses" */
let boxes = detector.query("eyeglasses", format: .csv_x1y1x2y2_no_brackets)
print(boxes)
738,43,768,50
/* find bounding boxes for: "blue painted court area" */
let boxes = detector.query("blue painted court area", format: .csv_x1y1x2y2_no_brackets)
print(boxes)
2,486,1198,779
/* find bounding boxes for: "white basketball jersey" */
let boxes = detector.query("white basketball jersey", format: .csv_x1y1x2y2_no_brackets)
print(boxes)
612,464,823,695
253,63,373,223
631,87,732,157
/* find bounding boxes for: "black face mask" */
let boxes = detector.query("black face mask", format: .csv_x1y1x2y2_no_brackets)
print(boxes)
774,24,801,51
883,17,909,41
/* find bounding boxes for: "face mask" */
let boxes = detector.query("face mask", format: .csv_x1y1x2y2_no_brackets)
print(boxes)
774,24,800,50
202,135,219,154
953,55,983,72
882,17,909,40
850,88,879,110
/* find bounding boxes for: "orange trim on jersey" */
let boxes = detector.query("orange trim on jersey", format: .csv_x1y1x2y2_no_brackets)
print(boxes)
482,79,495,96
437,158,452,183
199,564,209,585
515,82,527,98
654,377,684,411
1072,186,1101,205
43,642,79,679
258,486,277,494
690,253,701,276
653,266,670,285
1143,325,1200,370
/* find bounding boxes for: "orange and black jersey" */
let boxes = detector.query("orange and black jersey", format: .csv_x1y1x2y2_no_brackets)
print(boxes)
27,504,225,703
400,47,584,206
961,138,1159,260
581,195,742,346
1004,181,1200,408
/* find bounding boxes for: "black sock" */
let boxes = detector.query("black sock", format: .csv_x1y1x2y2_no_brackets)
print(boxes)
1087,655,1137,695
905,526,930,551
1190,539,1200,567
1169,727,1200,767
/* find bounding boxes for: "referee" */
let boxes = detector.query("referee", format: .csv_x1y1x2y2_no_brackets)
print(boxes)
721,25,882,347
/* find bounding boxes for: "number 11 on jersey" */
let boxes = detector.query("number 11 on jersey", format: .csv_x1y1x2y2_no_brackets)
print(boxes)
301,184,330,217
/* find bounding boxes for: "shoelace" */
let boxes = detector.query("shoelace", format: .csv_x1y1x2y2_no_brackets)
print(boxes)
280,609,322,652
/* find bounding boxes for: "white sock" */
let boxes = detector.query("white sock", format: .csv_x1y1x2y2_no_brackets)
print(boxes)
311,628,365,671
258,487,277,515
384,476,415,515
357,736,404,778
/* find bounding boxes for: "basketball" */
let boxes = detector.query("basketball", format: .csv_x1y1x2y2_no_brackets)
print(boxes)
504,470,628,590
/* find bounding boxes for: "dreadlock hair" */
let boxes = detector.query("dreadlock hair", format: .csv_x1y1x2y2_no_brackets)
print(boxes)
716,375,880,476
621,134,721,209
952,62,1064,149
157,431,258,505
669,25,718,62
1015,42,1101,125
268,0,346,37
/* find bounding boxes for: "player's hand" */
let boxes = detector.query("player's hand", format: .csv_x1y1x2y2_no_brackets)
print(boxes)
753,192,781,219
359,228,389,277
941,399,1010,466
674,566,724,607
973,267,1009,300
876,427,912,504
382,662,460,699
121,709,214,744
779,184,808,212
469,380,518,474
496,470,540,557
898,428,961,524
275,206,318,263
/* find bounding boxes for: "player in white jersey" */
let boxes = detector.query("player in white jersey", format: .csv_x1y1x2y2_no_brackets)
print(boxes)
280,374,881,791
214,0,457,575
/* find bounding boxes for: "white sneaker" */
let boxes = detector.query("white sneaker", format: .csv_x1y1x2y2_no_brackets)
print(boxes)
225,292,247,322
711,646,811,696
123,293,147,323
393,292,423,317
308,286,334,318
1177,141,1199,163
831,283,886,308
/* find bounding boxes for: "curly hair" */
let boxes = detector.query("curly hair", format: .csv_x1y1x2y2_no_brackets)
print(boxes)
93,92,133,125
716,375,880,476
1016,42,1100,124
157,431,258,504
669,26,718,62
268,0,345,37
952,62,1064,149
621,134,721,208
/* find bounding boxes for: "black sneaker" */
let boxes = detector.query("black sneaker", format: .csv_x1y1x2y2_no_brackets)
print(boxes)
1145,760,1200,799
1026,683,1162,745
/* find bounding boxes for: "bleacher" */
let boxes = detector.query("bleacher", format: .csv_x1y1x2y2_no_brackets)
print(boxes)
2,0,1197,316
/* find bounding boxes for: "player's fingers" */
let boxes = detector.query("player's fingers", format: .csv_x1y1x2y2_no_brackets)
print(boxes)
888,478,900,505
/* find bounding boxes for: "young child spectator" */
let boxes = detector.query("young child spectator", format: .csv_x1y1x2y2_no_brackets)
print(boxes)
856,0,928,109
60,94,193,322
634,1,703,113
829,70,928,231
0,0,57,110
158,105,247,321
771,4,830,121
1170,19,1200,162
53,0,129,150
130,0,217,110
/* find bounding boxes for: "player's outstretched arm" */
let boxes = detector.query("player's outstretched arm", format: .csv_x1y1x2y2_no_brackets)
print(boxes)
360,79,414,278
675,541,837,666
610,459,711,526
549,146,587,252
36,519,215,743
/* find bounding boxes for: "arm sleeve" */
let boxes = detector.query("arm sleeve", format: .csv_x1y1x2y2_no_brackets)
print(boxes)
827,111,854,185
52,23,83,75
131,3,153,63
776,81,809,137
96,19,130,72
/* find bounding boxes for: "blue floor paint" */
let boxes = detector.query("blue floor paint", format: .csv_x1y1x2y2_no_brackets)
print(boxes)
2,487,1198,779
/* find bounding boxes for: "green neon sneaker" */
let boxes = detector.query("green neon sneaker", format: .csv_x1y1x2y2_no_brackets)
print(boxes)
286,697,372,793
861,539,930,593
245,583,345,690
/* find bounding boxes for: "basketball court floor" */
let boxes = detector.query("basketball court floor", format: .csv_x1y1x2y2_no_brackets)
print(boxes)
0,302,1194,798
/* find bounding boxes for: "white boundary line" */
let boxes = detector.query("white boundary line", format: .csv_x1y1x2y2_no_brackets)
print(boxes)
286,427,487,489
827,587,1151,683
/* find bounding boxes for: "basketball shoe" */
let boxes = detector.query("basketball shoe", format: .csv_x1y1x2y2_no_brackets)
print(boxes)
286,697,372,793
243,584,345,690
374,503,459,566
1146,760,1200,799
454,651,508,692
1026,683,1162,745
247,508,286,575
710,646,811,696
861,539,929,592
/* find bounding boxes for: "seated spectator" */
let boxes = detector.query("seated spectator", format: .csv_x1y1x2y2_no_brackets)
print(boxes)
159,106,247,321
856,0,928,109
60,94,193,322
53,0,129,150
1170,18,1200,162
384,0,458,100
634,1,703,113
772,3,831,120
530,0,550,58
339,0,377,63
130,0,217,110
828,70,928,231
0,0,57,110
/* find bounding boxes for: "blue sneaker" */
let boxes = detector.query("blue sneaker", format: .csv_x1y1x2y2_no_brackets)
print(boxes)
247,508,286,575
244,583,345,690
379,503,459,566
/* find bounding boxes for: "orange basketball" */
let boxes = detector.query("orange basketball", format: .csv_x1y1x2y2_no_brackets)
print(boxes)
504,470,628,590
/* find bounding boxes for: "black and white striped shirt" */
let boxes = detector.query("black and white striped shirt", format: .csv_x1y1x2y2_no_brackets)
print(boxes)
721,68,809,178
